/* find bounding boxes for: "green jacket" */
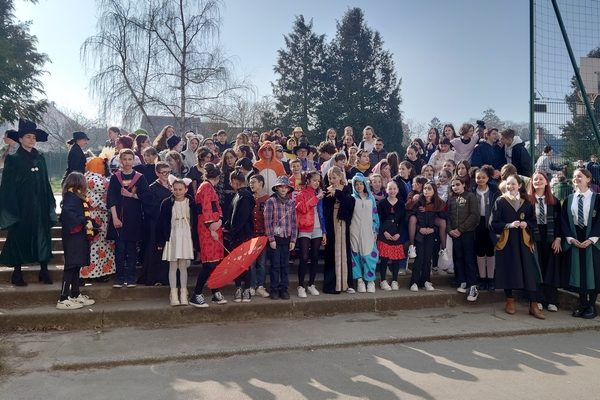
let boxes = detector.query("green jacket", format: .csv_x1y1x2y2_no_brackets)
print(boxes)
447,191,480,234
0,147,56,265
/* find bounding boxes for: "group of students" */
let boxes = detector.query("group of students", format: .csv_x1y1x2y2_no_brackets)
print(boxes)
2,120,598,320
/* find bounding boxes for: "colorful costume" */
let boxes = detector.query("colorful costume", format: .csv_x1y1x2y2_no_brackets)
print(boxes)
80,171,115,279
349,173,380,282
195,181,224,263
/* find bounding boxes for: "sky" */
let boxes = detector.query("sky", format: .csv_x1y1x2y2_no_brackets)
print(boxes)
14,0,531,130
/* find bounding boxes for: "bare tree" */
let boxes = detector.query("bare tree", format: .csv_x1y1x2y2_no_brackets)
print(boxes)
82,0,248,133
81,0,159,130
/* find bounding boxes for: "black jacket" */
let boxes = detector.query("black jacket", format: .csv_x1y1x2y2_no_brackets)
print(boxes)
511,142,532,177
62,143,86,182
156,194,199,250
225,187,255,247
60,191,90,267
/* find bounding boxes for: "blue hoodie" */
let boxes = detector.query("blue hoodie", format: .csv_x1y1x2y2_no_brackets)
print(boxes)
351,173,380,233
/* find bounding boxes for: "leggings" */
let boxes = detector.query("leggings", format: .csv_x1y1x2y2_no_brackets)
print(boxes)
169,259,190,290
298,236,321,288
379,257,406,282
193,261,220,295
60,266,82,301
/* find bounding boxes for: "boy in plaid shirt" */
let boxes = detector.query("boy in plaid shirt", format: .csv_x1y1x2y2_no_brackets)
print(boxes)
264,176,298,300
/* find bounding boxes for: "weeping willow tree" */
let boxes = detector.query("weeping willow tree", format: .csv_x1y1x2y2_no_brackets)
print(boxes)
82,0,247,133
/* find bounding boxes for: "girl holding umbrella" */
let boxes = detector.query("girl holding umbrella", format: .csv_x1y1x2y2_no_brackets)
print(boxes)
189,163,228,308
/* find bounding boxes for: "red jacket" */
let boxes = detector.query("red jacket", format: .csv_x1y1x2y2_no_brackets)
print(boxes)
295,188,326,234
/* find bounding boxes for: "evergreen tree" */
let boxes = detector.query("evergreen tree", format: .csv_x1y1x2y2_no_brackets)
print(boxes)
562,47,600,159
0,0,48,123
272,15,326,141
428,117,443,133
321,8,403,149
481,108,504,130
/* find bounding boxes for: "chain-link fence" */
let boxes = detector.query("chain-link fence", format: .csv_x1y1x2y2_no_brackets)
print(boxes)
534,0,600,173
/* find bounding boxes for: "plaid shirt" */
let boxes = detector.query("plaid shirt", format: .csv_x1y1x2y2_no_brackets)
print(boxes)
264,194,298,243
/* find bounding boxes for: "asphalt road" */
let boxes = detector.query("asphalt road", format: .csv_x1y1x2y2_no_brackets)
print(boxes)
1,330,599,400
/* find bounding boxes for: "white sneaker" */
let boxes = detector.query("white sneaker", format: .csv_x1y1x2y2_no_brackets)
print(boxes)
380,280,392,291
366,281,376,293
410,283,418,292
457,282,467,293
391,281,399,291
439,249,449,261
467,285,479,301
424,281,435,291
346,288,356,294
408,245,417,258
307,284,320,296
56,299,83,310
125,283,137,288
547,304,558,312
70,294,95,306
297,286,307,298
255,286,270,298
357,279,367,293
249,287,256,297
537,302,543,311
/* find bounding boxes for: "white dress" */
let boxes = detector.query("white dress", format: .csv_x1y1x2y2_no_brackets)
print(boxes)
162,199,194,261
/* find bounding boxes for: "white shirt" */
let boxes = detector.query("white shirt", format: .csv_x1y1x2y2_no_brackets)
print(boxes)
567,189,598,244
476,187,489,217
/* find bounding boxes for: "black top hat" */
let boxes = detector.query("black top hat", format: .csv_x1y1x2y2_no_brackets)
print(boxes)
4,129,19,142
293,142,311,155
67,131,91,145
167,135,182,149
17,119,49,142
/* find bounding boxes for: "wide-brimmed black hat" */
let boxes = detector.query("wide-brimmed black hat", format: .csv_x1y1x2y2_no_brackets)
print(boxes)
67,131,91,145
17,119,49,142
293,142,311,155
4,129,19,142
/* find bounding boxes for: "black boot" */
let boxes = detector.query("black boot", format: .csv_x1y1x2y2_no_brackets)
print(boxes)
487,278,495,292
11,266,27,287
479,278,488,290
38,263,53,284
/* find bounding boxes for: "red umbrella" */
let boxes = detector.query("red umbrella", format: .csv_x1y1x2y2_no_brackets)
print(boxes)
208,236,268,289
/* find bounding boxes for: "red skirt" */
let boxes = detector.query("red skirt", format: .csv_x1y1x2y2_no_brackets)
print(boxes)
377,241,405,260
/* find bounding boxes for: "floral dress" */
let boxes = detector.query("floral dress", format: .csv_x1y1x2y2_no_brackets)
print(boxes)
80,171,116,278
195,181,224,263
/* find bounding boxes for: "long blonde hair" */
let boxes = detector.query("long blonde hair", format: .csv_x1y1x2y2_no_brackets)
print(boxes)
327,166,347,186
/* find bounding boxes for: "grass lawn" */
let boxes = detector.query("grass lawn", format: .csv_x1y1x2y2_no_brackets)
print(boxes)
50,176,62,194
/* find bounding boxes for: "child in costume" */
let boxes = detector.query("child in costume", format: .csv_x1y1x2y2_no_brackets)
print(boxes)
57,172,96,310
349,173,380,293
157,176,198,306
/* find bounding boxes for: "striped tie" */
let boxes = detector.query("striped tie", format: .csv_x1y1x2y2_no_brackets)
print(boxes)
538,197,545,225
578,194,585,228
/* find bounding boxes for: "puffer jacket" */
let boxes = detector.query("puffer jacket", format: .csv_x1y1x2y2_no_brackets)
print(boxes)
447,191,480,233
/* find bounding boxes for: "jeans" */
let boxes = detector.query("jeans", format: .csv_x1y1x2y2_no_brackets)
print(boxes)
250,248,268,288
270,237,290,293
453,231,477,287
115,239,138,284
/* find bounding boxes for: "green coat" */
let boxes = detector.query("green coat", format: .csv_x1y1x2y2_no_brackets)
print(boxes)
0,147,56,265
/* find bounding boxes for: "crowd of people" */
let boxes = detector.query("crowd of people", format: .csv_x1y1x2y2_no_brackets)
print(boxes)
0,119,599,320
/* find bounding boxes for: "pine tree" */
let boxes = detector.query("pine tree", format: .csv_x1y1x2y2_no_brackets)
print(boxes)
0,0,48,123
321,8,403,149
272,15,327,141
562,47,600,159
